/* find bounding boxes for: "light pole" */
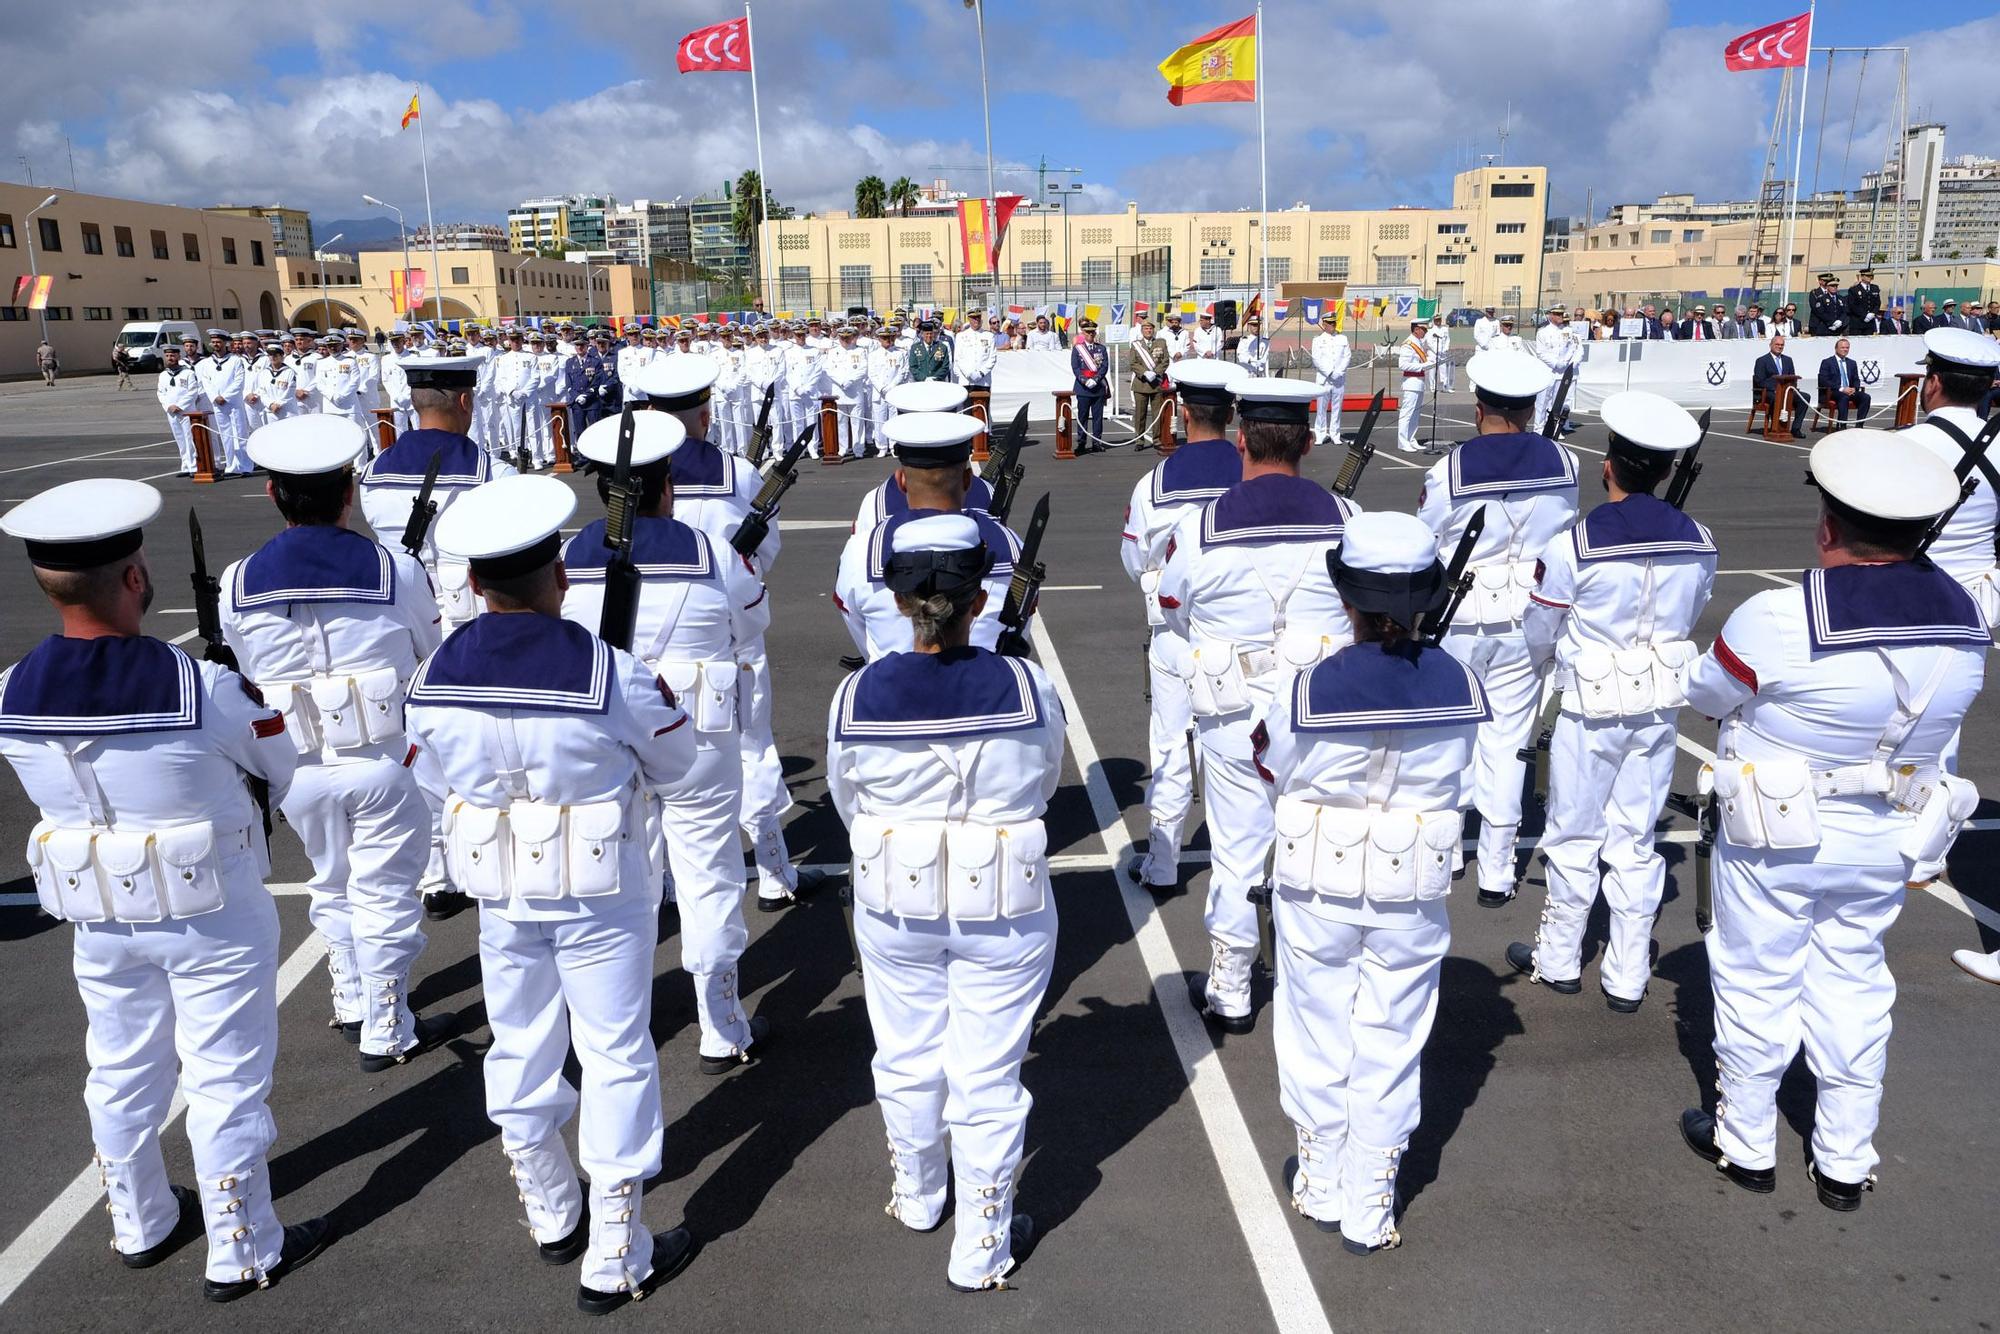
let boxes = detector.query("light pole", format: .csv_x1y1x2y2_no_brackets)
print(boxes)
513,256,532,321
587,265,606,322
964,0,997,209
24,192,59,342
363,194,410,319
315,232,344,332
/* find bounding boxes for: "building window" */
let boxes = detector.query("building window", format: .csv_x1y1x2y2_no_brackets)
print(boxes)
1681,229,1702,244
1491,182,1536,198
1502,286,1522,305
1199,257,1232,286
183,233,200,261
1436,223,1468,236
252,239,265,265
82,223,103,255
1494,222,1527,235
451,266,470,284
1018,260,1052,288
124,307,149,319
1377,223,1411,242
38,217,61,251
151,230,170,260
0,214,14,247
899,263,933,305
85,306,112,320
1650,229,1673,244
1080,257,1112,288
220,307,239,321
0,307,25,321
1262,256,1292,283
839,264,873,307
1318,255,1350,281
1436,252,1466,266
191,307,211,319
114,225,134,257
44,306,72,320
157,307,182,319
780,265,813,308
222,237,237,264
1494,253,1525,265
1377,256,1410,285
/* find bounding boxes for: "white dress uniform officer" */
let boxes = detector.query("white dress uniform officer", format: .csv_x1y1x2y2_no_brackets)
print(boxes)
1417,350,1578,906
196,330,254,475
853,382,993,532
614,327,651,408
1257,512,1489,1255
827,326,871,460
955,311,998,388
867,326,910,455
1120,360,1248,889
1532,307,1576,434
1677,431,1985,1211
1424,315,1454,393
1395,320,1432,453
827,513,1064,1292
711,332,751,456
1473,306,1500,352
380,338,416,436
783,326,825,443
405,475,698,1314
156,343,207,476
222,416,456,1068
0,480,331,1302
1310,313,1351,445
835,413,1025,659
1158,378,1358,1030
246,345,301,428
561,411,774,1064
1234,315,1268,377
344,330,382,443
1513,392,1716,1008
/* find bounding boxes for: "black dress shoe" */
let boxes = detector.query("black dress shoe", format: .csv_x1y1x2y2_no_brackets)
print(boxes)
1189,976,1254,1035
699,1014,769,1076
576,1226,696,1315
539,1205,591,1265
119,1185,202,1269
358,1011,460,1073
1679,1108,1775,1193
1506,942,1580,994
203,1216,335,1303
1601,986,1644,1014
947,1215,1035,1292
1476,881,1519,908
1806,1158,1871,1212
331,1019,361,1045
422,889,471,921
1282,1156,1340,1234
757,867,828,912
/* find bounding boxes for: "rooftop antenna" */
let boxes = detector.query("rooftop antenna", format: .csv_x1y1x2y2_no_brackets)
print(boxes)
1497,101,1512,166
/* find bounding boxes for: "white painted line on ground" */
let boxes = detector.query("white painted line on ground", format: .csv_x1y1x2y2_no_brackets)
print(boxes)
1040,584,1104,592
1029,617,1334,1334
778,519,852,531
168,630,200,646
0,442,177,477
0,930,329,1308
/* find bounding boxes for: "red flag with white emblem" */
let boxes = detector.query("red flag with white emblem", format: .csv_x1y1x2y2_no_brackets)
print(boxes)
677,18,751,73
1723,11,1811,71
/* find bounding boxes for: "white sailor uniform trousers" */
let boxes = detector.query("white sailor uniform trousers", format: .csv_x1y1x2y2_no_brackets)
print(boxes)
1522,496,1716,999
195,352,254,473
1159,476,1358,1018
784,343,824,447
157,364,206,473
1120,440,1240,885
827,649,1064,1289
405,614,696,1295
220,526,440,1056
1682,566,1986,1180
1418,437,1579,895
0,639,299,1285
868,345,907,445
1257,642,1486,1250
562,515,769,1054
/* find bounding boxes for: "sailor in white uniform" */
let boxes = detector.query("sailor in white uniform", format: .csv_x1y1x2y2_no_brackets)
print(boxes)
561,410,774,1063
835,413,1025,660
1677,431,1985,1212
1896,328,2000,634
1513,392,1716,1008
196,329,254,475
827,513,1063,1292
1416,350,1578,907
955,310,998,389
867,326,910,453
1119,359,1248,889
1310,313,1351,446
1158,378,1358,1031
404,475,698,1314
852,382,993,533
0,479,331,1302
1258,511,1489,1255
1394,320,1431,453
156,343,207,476
1234,315,1269,377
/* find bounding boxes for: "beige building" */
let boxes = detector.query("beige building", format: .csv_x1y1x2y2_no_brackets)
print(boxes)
1,182,283,377
208,204,315,258
277,248,650,332
758,166,1548,314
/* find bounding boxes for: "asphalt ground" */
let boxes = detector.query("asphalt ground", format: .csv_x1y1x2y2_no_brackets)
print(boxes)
0,376,1996,1332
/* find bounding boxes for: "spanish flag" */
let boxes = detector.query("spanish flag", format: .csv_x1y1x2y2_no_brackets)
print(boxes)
1158,15,1256,106
401,93,420,130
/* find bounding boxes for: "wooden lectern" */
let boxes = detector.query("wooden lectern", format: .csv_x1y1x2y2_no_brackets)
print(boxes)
819,396,843,465
1155,386,1180,456
1053,391,1076,460
966,385,992,463
549,405,575,472
188,413,220,483
1895,372,1923,428
1749,375,1799,442
371,409,398,454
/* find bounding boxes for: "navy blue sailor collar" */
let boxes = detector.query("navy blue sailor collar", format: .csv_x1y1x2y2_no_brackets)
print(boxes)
363,428,490,488
879,474,994,517
1291,639,1491,734
1201,473,1352,548
1573,494,1716,563
666,437,735,498
410,613,613,714
0,636,201,736
564,515,716,582
1152,438,1242,507
834,646,1044,741
866,508,1017,582
1802,563,1988,653
1446,431,1577,501
234,525,394,608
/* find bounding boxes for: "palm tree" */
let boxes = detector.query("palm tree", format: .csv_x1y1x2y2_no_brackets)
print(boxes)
888,176,920,218
855,175,887,219
731,170,765,251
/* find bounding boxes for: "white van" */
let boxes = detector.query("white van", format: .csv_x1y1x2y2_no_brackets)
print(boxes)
115,320,202,374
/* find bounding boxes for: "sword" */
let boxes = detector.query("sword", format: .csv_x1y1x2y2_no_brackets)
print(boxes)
1331,388,1387,498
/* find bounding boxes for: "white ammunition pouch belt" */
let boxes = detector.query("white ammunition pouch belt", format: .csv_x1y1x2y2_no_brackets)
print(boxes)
442,792,647,902
1564,641,1698,719
1960,568,2000,636
848,815,1049,921
1139,569,1166,628
646,658,741,735
1185,546,1331,717
1463,501,1546,627
257,667,407,758
26,820,249,923
1271,798,1460,903
436,559,479,627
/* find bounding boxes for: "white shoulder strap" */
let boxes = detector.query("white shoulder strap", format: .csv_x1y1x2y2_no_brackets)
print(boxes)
1872,647,1957,766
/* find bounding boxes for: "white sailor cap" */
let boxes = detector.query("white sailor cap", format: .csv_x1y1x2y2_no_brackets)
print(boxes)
1923,326,2000,375
1466,349,1554,410
883,411,981,468
1232,377,1320,424
1600,390,1701,453
402,354,482,390
246,413,367,475
1169,359,1249,406
1,478,162,570
573,410,688,469
1809,429,1961,521
882,512,994,599
205,328,230,339
886,381,969,413
1327,511,1445,626
434,474,577,577
630,354,718,409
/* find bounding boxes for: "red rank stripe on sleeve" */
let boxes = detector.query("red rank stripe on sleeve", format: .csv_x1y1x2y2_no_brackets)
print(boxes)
1713,635,1758,692
252,714,286,739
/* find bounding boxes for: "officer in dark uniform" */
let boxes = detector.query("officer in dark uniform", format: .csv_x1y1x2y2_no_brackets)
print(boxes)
590,330,620,426
1808,274,1847,336
1845,268,1882,335
907,318,954,383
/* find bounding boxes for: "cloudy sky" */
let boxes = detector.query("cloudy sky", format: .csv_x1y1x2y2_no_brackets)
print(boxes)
6,0,1997,228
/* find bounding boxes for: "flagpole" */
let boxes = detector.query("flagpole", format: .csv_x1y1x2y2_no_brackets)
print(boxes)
1778,0,1815,314
1255,0,1270,334
415,88,444,324
745,1,775,316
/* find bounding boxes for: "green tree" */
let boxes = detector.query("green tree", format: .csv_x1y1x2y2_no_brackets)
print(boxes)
888,176,921,218
856,175,887,219
731,171,766,252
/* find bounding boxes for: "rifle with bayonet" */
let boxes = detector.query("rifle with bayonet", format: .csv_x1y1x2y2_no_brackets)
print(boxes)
399,448,443,558
1418,506,1487,647
596,403,643,652
189,510,272,836
979,404,1032,523
731,420,815,559
1916,411,2000,558
1539,365,1575,439
744,384,778,468
1662,408,1712,511
996,493,1050,659
1664,789,1719,934
1331,388,1387,498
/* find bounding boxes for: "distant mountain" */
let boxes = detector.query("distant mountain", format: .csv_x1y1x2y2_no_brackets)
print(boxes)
313,216,407,251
